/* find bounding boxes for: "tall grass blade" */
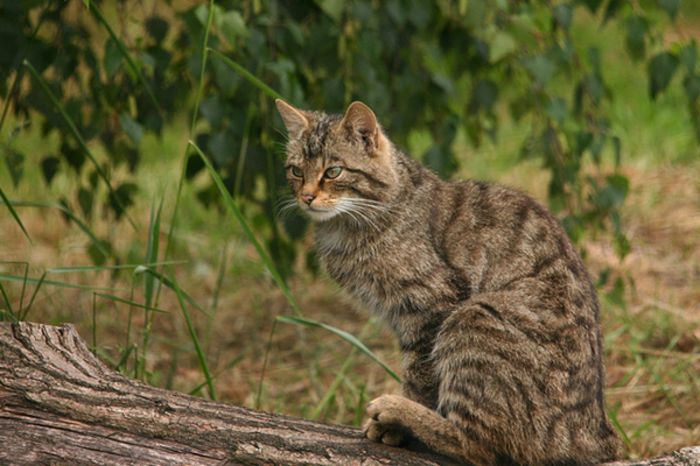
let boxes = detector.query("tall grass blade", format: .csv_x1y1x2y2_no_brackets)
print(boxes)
94,292,169,313
17,262,28,314
0,273,119,291
0,188,31,242
144,200,163,310
22,60,136,229
233,104,254,199
608,406,631,449
91,293,97,353
140,200,178,380
188,354,244,396
1,262,31,314
189,140,301,315
160,0,215,295
171,274,216,400
208,48,283,100
116,344,136,372
48,261,187,274
86,3,161,115
311,348,357,420
134,266,209,316
256,319,277,410
191,0,215,132
19,271,46,321
277,315,401,383
0,281,15,322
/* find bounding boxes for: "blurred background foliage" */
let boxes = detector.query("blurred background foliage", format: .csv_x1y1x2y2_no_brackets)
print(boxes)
2,0,697,274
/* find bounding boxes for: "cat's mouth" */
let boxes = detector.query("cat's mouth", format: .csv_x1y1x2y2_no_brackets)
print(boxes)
302,204,340,222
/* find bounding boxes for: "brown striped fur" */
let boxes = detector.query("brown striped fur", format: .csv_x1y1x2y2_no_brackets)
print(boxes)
275,99,622,466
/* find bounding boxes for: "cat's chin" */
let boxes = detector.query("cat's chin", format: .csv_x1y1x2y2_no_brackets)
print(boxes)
303,206,340,222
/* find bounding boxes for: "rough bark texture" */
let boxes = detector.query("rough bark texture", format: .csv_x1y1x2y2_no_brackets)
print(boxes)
0,322,697,466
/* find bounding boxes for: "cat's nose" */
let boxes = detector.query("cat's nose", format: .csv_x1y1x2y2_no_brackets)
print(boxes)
301,193,316,205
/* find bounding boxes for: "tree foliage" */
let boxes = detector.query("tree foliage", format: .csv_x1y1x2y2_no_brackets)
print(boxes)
1,0,697,273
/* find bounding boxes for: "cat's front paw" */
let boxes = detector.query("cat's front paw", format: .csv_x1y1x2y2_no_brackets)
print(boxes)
364,394,409,446
364,417,406,446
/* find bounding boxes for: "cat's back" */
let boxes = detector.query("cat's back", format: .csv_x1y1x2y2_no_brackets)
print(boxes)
429,177,593,301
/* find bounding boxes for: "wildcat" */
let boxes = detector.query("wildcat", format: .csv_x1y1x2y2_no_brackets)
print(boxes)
275,99,622,466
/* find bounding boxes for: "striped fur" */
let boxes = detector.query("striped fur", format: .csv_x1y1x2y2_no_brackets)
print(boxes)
276,100,622,466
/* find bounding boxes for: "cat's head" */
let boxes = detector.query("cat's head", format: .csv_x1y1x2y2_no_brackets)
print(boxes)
275,100,399,223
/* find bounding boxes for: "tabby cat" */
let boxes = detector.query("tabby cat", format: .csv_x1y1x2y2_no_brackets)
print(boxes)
275,99,622,466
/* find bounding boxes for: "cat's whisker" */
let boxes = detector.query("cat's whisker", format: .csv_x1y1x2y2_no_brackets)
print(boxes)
340,205,382,232
275,196,297,208
272,126,289,143
275,197,300,220
340,199,399,227
342,198,399,217
336,204,372,230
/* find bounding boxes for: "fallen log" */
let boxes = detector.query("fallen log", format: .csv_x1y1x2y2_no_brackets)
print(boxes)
0,322,697,465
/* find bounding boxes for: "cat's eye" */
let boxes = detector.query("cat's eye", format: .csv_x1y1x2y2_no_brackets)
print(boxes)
324,166,343,179
290,166,303,178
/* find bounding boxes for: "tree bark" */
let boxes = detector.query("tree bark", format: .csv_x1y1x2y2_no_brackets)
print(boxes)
0,322,697,466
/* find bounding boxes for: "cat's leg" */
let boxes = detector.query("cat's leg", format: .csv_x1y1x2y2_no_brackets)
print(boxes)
362,354,437,447
363,311,444,447
363,394,466,460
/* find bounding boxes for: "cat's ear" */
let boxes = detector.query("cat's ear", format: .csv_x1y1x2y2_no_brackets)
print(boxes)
275,99,309,140
342,101,380,152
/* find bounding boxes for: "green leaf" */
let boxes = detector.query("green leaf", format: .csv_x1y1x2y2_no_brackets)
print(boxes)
611,135,622,168
489,31,517,63
315,0,345,22
220,10,248,42
547,97,568,124
108,182,138,220
469,79,498,112
277,315,401,383
603,0,624,23
103,37,122,77
507,14,538,48
145,16,169,43
625,15,648,62
40,156,60,185
423,145,457,178
119,112,144,145
595,174,629,210
658,0,681,20
553,4,573,31
524,55,557,86
3,147,24,187
680,40,697,74
580,0,604,14
77,187,93,219
684,74,700,101
648,51,679,99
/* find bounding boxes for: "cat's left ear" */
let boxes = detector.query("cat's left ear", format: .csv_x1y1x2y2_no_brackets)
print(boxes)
275,99,309,140
342,101,381,153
